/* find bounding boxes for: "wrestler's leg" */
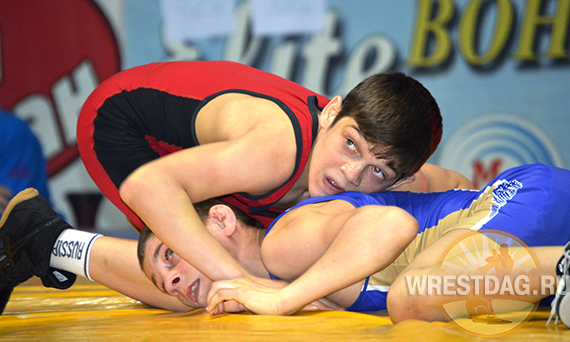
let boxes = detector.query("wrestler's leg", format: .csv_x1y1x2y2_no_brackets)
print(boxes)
0,188,189,312
387,229,562,323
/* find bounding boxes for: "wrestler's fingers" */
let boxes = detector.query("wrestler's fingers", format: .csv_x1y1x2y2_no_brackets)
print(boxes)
316,298,344,311
207,300,246,315
207,277,283,315
301,303,320,311
220,300,249,313
206,278,243,304
208,301,224,315
206,287,242,314
301,298,342,311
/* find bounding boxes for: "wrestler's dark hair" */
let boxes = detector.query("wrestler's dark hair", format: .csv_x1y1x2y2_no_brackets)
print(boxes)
332,71,442,181
137,198,264,271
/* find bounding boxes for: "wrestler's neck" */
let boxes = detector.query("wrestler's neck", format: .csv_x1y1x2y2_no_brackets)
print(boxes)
231,226,269,279
273,161,311,210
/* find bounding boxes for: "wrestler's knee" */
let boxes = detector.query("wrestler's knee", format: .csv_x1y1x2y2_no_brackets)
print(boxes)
387,270,422,323
387,269,447,323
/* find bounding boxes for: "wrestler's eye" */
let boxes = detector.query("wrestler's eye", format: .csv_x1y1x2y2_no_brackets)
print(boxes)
346,138,357,153
164,248,174,263
371,166,386,180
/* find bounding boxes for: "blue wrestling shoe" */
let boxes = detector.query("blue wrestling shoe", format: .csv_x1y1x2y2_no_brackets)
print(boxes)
0,188,76,314
547,242,570,327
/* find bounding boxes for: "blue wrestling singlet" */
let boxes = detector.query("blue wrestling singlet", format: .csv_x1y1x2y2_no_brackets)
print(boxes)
265,164,570,312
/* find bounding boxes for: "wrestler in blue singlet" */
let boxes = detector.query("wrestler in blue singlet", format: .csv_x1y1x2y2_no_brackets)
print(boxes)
265,163,570,312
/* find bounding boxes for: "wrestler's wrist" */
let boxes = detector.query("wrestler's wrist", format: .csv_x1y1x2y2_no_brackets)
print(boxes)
277,286,305,315
219,263,250,281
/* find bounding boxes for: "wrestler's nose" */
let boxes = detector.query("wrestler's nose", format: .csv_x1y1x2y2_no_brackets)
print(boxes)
164,274,181,296
341,160,364,186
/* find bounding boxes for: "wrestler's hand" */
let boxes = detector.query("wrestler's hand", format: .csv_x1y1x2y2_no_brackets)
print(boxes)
206,277,343,315
206,277,283,315
207,299,250,314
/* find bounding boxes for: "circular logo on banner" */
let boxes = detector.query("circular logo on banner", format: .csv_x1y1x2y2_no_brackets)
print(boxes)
0,0,121,176
439,114,563,189
436,230,540,337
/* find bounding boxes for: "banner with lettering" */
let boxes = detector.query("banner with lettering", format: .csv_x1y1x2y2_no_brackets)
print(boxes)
1,0,568,233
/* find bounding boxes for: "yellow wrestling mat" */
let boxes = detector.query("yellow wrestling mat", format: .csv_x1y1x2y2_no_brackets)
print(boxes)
3,278,570,341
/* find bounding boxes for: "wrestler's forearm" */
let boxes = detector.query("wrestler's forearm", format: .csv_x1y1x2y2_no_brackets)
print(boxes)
422,163,475,191
119,166,249,281
275,206,418,315
88,236,191,311
397,164,474,192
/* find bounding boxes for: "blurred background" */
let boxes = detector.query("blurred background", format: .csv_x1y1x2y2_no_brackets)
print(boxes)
1,0,568,238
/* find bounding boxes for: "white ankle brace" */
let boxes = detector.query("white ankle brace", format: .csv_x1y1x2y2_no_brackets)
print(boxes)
49,229,102,281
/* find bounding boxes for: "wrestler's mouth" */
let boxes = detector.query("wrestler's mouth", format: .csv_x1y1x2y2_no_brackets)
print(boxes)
325,177,343,194
187,279,200,305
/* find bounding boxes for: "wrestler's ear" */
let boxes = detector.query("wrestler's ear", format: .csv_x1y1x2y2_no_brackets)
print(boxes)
208,205,237,237
319,96,343,129
385,175,416,191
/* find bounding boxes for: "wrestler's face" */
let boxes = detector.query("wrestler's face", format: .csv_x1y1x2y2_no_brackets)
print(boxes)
143,234,212,308
308,116,400,197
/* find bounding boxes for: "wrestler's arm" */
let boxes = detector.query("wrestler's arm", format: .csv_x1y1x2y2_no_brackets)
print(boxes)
88,236,192,311
392,163,474,192
206,200,418,315
120,95,297,283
